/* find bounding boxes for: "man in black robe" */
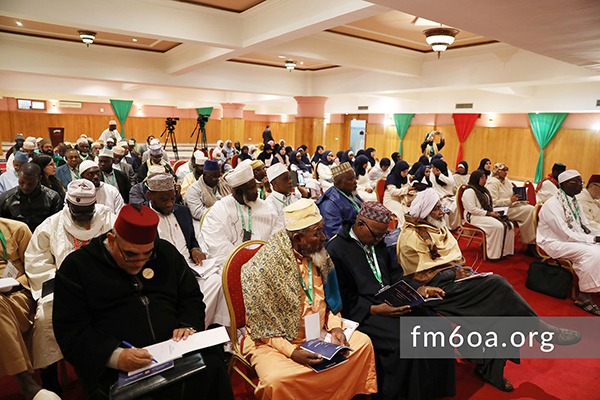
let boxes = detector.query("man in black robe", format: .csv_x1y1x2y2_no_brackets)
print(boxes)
53,204,233,400
326,201,456,400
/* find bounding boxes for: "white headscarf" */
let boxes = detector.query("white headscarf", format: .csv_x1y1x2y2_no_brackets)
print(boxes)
409,188,440,219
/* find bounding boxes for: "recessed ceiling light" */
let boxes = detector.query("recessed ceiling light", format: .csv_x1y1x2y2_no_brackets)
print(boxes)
16,21,23,27
299,61,304,65
278,55,286,59
132,38,138,42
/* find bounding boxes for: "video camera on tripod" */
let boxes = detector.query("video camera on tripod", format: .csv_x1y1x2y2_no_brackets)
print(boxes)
166,117,179,131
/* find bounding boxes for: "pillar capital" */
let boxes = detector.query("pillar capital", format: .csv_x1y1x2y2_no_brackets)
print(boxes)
294,96,328,118
220,103,245,119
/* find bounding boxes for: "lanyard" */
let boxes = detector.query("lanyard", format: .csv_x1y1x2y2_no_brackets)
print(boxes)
102,171,116,186
235,202,252,234
273,193,290,206
336,188,361,212
561,189,580,221
0,230,6,261
297,259,314,305
349,228,382,285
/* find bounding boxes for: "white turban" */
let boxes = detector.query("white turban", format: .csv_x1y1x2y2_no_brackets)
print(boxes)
409,188,440,219
558,170,581,184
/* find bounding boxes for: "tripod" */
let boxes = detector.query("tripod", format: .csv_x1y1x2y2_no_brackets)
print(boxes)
160,125,179,160
190,116,207,151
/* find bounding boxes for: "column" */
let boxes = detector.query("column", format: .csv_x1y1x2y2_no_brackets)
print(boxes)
220,103,245,144
294,96,327,153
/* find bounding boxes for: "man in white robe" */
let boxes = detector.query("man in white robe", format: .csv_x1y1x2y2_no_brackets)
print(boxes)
180,150,207,197
576,175,600,231
0,151,27,194
79,160,124,215
264,163,306,221
184,160,231,220
98,120,121,144
24,179,115,373
537,170,600,315
201,160,282,269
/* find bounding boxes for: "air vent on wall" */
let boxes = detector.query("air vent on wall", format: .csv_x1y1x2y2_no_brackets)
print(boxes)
596,99,600,107
357,105,369,111
59,101,82,109
455,103,473,109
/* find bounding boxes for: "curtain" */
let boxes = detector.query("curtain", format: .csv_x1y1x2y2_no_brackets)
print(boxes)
452,113,479,169
529,112,568,183
196,107,214,144
393,113,414,156
109,100,134,138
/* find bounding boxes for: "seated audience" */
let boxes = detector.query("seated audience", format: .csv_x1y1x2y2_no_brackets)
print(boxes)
201,160,282,268
184,160,231,220
575,174,600,231
327,202,456,400
0,151,28,194
431,158,460,229
97,149,130,203
383,160,416,225
453,160,470,191
256,143,273,166
0,163,62,233
75,137,94,162
138,141,173,181
264,163,308,220
53,204,234,399
7,139,35,171
367,157,391,189
271,145,290,167
180,150,207,197
316,150,335,191
129,164,166,205
32,155,66,204
25,179,114,393
251,160,271,200
316,162,363,239
399,189,580,392
111,145,136,187
536,162,567,203
141,138,170,164
79,160,124,215
38,139,65,168
354,155,377,202
486,163,536,251
462,170,514,260
537,170,600,315
241,199,377,399
55,148,80,190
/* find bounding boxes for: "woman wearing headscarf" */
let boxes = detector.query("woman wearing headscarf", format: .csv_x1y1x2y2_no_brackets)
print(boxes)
290,150,320,196
390,152,400,165
383,160,417,225
486,163,536,250
257,143,273,166
408,161,423,179
298,145,311,166
335,150,346,165
461,170,514,260
344,150,355,167
477,158,492,177
238,145,252,161
271,145,290,167
364,147,377,168
412,165,433,192
316,150,335,191
32,154,66,203
431,159,460,230
421,131,445,158
453,160,470,191
311,145,324,167
353,155,377,201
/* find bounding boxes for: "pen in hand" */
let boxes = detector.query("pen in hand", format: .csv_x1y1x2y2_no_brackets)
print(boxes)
122,340,158,364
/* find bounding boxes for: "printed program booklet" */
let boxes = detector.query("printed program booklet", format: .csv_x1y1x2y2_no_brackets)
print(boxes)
454,272,493,283
301,339,353,373
375,280,442,308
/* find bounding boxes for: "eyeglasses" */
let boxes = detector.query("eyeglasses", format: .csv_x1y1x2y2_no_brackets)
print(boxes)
361,221,388,241
115,239,156,264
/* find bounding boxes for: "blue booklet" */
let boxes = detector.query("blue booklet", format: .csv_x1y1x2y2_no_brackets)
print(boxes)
310,352,349,373
375,280,441,308
300,339,352,360
116,361,175,388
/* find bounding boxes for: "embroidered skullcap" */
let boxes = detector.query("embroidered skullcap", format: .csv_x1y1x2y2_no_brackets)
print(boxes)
149,143,163,155
552,163,566,172
76,137,88,146
251,159,264,170
225,159,254,188
558,170,581,184
66,179,96,206
115,204,158,245
492,162,508,177
79,160,98,175
266,163,288,182
22,141,36,151
112,146,125,156
193,150,207,166
109,120,117,125
331,162,353,178
588,174,600,185
13,151,29,163
117,141,128,149
106,138,115,144
359,201,391,225
144,164,167,181
99,148,114,158
284,199,322,231
14,133,24,141
204,160,220,171
146,173,175,192
150,138,160,146
409,188,440,219
25,136,36,143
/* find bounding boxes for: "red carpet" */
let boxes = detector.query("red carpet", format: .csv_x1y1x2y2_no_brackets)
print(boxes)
1,239,599,399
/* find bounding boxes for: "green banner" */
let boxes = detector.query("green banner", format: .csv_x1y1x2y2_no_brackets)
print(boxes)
393,113,414,156
528,113,568,183
196,107,213,143
109,99,134,138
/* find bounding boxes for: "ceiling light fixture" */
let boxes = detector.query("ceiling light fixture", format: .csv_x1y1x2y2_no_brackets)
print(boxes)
16,21,23,27
423,27,459,58
132,38,138,42
78,30,96,47
285,60,296,72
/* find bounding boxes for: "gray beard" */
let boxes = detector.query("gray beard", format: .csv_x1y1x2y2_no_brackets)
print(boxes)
306,248,329,270
426,215,446,230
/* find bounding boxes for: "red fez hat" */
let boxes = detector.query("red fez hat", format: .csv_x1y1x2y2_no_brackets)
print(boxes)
114,204,159,244
588,174,600,185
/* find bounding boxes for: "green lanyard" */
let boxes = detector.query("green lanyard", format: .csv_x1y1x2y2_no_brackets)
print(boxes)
102,171,116,186
561,189,580,222
0,229,6,261
349,228,383,285
273,193,290,206
297,259,314,305
336,188,361,212
235,202,252,234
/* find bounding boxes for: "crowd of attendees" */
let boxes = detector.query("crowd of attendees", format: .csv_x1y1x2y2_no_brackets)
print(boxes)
0,122,598,400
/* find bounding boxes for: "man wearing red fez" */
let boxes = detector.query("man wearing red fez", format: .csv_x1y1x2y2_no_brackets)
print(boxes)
52,204,234,399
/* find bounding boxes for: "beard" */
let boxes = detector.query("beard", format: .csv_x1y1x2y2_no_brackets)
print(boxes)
306,247,329,270
243,193,258,208
426,215,447,230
